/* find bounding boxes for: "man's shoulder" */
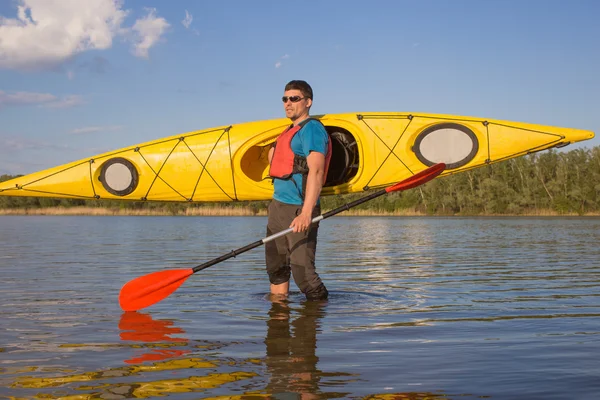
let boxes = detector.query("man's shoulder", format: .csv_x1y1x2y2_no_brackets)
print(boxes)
302,119,328,136
304,118,325,128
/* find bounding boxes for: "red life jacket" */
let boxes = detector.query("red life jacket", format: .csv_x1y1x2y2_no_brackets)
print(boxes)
269,118,332,181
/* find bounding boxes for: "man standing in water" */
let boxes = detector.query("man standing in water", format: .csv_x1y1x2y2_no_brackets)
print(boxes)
265,80,330,301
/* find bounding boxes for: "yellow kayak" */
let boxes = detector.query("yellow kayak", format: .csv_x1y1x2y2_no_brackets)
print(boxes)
0,112,594,202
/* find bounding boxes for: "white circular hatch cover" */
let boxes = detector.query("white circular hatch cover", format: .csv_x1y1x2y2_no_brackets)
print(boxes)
98,158,139,196
413,123,479,169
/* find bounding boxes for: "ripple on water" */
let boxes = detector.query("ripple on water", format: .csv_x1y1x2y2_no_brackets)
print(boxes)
1,216,600,399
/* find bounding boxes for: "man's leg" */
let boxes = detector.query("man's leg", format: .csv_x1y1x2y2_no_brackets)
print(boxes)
266,200,292,296
288,207,328,301
270,281,290,296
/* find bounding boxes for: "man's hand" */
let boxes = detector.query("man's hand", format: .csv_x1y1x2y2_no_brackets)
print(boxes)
290,211,312,233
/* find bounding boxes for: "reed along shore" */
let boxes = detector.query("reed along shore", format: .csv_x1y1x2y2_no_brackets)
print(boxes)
0,206,597,217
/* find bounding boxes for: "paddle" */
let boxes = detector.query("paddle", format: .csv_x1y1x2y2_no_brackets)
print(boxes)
119,163,446,311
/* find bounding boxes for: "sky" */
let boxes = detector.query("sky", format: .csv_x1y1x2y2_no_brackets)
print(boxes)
0,0,599,175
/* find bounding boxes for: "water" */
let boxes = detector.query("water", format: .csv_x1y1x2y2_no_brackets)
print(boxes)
0,215,599,399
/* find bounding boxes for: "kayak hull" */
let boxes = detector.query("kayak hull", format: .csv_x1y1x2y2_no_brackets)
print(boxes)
0,112,594,202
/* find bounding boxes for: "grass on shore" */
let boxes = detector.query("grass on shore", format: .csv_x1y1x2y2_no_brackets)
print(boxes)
0,206,598,217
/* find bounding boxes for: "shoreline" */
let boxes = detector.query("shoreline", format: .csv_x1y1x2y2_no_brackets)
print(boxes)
0,206,598,217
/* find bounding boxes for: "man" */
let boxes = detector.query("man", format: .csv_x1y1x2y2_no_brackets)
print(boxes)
265,80,330,301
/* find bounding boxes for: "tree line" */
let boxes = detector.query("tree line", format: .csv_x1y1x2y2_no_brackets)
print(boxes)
2,146,599,215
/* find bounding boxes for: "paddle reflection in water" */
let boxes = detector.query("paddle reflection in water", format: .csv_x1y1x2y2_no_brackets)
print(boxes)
118,311,190,364
265,299,326,398
10,312,249,398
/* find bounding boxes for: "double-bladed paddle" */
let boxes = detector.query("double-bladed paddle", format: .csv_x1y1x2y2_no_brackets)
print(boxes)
119,163,446,311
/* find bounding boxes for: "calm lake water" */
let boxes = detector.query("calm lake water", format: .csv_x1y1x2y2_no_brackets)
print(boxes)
0,215,599,399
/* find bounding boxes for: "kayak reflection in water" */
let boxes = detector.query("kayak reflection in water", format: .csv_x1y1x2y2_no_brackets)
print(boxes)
265,298,327,398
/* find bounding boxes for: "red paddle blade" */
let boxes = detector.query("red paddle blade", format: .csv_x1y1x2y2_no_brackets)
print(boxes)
386,163,446,193
119,269,193,312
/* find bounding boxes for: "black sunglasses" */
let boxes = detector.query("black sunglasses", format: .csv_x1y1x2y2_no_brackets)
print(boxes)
282,96,306,103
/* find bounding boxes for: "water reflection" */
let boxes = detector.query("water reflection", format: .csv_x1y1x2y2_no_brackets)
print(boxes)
3,216,599,399
262,299,451,399
265,299,326,398
322,218,442,287
118,311,190,364
10,313,253,397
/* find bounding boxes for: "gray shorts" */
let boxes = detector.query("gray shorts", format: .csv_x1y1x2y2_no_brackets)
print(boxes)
265,199,328,299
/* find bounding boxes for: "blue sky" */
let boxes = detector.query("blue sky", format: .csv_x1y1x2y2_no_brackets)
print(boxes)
1,0,599,175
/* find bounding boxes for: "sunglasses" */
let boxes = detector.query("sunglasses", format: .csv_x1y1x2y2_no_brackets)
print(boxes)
281,96,306,103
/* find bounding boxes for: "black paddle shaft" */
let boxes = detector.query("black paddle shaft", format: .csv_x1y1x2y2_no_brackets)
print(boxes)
191,187,387,274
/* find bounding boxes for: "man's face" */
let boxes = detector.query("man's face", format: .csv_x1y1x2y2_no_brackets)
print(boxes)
282,89,312,122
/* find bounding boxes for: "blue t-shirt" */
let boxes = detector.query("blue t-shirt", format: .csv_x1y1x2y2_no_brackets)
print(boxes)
273,119,329,205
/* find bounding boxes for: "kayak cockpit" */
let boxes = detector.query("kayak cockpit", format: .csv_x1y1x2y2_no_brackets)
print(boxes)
239,127,359,188
324,128,359,187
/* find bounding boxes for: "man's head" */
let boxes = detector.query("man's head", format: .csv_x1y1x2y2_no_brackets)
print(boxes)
283,80,313,123
284,80,313,100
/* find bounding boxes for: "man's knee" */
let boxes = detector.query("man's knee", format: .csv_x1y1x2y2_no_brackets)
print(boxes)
268,266,291,285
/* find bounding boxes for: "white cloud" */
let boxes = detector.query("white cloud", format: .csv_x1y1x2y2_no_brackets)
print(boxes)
70,125,123,135
0,90,55,106
42,95,85,109
0,0,170,71
0,136,71,152
181,9,199,36
0,90,84,109
275,54,290,68
182,10,193,29
129,8,170,58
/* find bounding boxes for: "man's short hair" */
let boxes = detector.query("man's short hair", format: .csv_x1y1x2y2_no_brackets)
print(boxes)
284,80,313,100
